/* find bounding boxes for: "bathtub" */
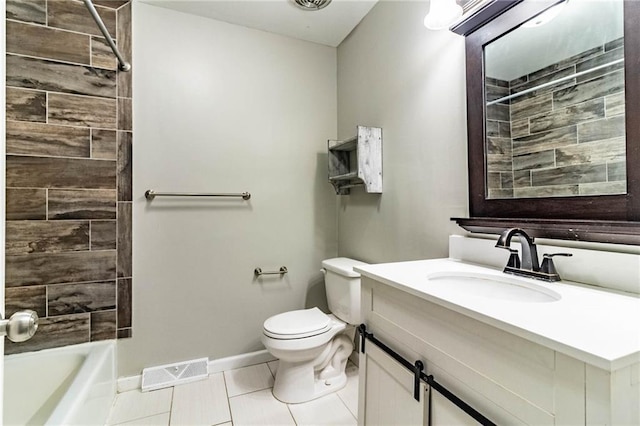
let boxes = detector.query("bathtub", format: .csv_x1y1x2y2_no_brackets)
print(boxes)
4,341,116,426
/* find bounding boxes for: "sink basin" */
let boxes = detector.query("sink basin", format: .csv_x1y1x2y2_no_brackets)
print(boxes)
426,271,562,303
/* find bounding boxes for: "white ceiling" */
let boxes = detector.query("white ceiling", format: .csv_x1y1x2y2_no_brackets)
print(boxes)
142,0,379,47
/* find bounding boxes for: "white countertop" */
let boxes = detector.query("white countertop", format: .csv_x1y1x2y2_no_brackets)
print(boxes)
355,258,640,371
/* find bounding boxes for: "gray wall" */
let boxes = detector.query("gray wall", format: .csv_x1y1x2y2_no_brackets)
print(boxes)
336,1,469,263
118,3,338,376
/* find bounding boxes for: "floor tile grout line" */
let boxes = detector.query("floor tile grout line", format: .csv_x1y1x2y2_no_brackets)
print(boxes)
222,370,235,426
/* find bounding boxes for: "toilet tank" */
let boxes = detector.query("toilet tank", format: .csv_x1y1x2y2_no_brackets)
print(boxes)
322,257,368,324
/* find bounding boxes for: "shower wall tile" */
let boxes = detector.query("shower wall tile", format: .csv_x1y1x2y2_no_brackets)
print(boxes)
6,121,91,158
556,138,626,167
606,92,625,117
514,185,579,199
512,126,577,156
579,181,626,196
92,36,118,70
48,0,116,37
528,98,604,134
117,278,132,329
48,93,117,128
49,189,117,220
91,220,117,250
6,55,117,98
117,131,132,201
608,161,626,181
531,163,607,187
5,220,90,255
92,129,118,159
91,310,117,341
117,1,132,98
576,47,624,83
6,20,90,65
577,115,625,144
553,70,624,110
5,314,91,355
6,156,116,189
5,0,133,353
48,280,116,316
117,203,132,278
513,150,555,172
5,188,47,221
117,98,133,130
6,88,46,122
6,0,47,24
5,286,47,318
5,250,117,287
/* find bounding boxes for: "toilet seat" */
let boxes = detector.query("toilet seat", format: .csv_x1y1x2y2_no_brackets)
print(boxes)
263,308,332,340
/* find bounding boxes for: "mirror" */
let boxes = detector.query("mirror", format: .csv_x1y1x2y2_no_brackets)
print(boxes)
484,0,625,199
457,0,640,244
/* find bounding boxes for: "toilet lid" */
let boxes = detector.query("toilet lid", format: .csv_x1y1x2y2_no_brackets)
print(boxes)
263,307,331,339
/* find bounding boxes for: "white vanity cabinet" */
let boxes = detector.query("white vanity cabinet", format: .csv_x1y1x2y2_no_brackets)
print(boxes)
358,274,640,425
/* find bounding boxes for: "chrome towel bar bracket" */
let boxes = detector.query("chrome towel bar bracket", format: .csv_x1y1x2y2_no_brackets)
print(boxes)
254,267,288,276
145,190,251,200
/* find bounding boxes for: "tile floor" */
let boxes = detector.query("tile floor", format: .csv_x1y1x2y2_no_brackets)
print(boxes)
107,361,359,425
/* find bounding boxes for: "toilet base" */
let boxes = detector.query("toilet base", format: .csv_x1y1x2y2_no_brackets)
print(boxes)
272,334,352,404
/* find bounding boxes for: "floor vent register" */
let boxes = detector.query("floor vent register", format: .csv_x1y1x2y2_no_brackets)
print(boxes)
141,357,209,391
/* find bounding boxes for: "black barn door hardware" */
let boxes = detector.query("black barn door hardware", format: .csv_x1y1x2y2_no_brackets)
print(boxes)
358,324,496,426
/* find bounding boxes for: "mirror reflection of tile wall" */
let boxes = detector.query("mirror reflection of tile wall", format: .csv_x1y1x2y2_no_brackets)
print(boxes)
486,38,626,199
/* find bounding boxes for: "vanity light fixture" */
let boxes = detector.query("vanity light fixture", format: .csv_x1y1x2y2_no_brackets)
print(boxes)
424,0,463,30
522,0,568,28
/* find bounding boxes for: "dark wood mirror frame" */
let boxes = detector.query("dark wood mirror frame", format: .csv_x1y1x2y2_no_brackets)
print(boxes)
453,0,640,245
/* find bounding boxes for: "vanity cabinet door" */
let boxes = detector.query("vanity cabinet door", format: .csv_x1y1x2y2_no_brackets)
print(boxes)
358,343,428,426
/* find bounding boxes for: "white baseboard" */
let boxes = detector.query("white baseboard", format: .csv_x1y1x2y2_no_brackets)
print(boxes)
208,349,276,374
116,350,276,393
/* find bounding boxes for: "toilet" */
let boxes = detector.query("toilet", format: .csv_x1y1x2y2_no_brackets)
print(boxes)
262,257,367,404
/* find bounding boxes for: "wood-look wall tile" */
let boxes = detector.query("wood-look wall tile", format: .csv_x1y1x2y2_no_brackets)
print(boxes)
6,188,47,220
48,93,117,128
91,310,117,341
486,154,512,172
92,129,117,159
514,185,579,199
499,122,511,138
577,115,625,144
91,220,117,250
486,83,509,102
117,278,132,328
486,120,499,137
6,121,91,158
5,286,47,317
513,150,555,171
6,87,46,122
117,131,132,201
5,221,89,255
6,21,90,64
91,36,117,70
486,103,509,122
117,328,132,339
48,0,116,37
49,189,117,219
485,77,509,88
5,250,116,287
48,281,116,316
556,138,626,168
93,0,129,8
6,156,116,189
500,172,513,190
486,137,511,155
117,98,132,130
117,1,132,98
6,0,46,24
608,161,626,181
553,70,624,110
532,163,607,187
529,98,605,134
605,92,625,117
527,46,602,83
579,181,626,196
511,92,553,122
576,48,624,83
7,55,117,99
512,126,577,156
117,203,132,278
511,118,529,139
5,314,90,355
605,37,624,52
514,66,575,96
487,188,513,199
487,172,501,189
513,170,532,188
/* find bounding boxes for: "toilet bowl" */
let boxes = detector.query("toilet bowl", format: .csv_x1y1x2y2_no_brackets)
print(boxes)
261,257,367,404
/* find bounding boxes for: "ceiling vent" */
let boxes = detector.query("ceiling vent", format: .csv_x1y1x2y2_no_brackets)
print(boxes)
292,0,332,11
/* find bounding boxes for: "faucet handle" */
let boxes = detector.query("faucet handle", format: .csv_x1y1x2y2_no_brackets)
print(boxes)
504,248,521,269
540,253,573,276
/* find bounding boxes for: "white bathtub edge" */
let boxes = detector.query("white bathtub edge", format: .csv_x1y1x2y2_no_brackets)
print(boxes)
116,349,276,392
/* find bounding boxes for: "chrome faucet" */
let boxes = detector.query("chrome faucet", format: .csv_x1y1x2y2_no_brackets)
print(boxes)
495,228,572,282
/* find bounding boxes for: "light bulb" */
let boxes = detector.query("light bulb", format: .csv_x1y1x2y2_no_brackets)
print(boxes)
424,0,463,30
